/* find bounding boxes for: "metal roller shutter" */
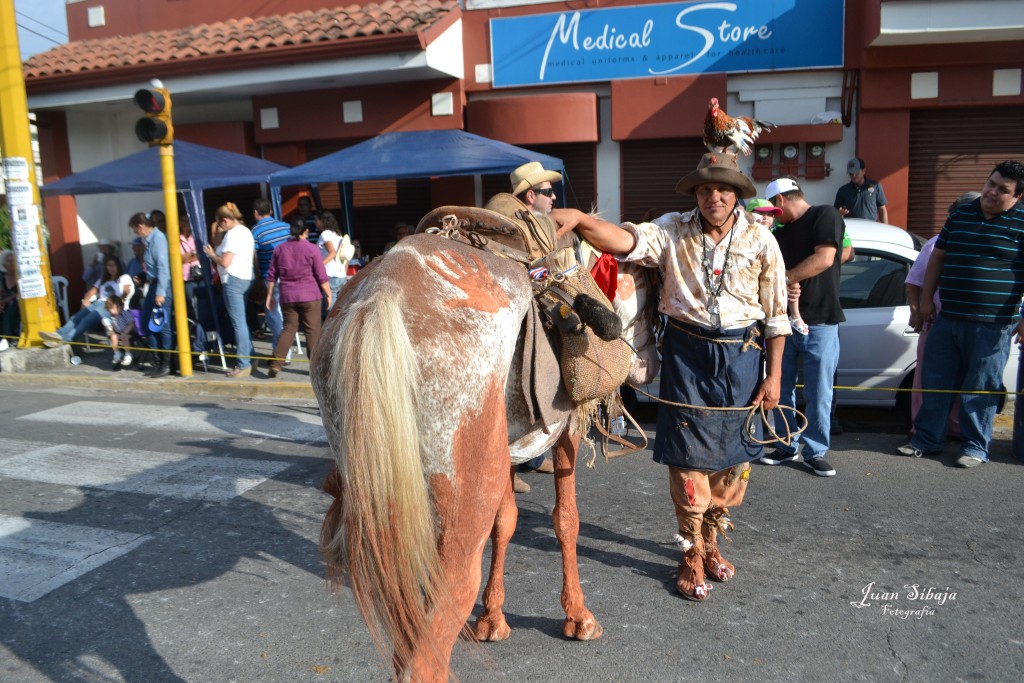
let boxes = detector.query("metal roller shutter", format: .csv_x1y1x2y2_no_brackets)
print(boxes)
304,140,433,257
481,142,596,211
621,138,705,224
908,106,1024,238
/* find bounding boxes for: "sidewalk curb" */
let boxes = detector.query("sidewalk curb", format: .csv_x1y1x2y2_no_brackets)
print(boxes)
0,371,316,401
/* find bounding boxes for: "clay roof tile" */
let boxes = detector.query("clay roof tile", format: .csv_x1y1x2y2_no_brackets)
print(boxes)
23,0,455,80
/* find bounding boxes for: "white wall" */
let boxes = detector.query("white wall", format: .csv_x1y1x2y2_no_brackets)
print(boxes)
594,93,621,221
591,69,858,218
729,70,857,208
64,111,162,271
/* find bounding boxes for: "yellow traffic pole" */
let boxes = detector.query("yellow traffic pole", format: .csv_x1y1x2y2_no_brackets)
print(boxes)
159,144,192,376
134,82,191,377
0,0,60,348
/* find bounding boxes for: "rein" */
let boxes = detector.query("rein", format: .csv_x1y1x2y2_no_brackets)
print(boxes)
626,382,808,447
424,218,535,265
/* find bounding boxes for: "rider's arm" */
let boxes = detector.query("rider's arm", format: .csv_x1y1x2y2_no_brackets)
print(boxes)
550,209,636,255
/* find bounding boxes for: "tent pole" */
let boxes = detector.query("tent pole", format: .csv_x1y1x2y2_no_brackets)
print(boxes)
340,182,354,236
186,188,229,371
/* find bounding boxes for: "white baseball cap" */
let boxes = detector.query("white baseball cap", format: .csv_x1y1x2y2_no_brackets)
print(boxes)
764,178,801,200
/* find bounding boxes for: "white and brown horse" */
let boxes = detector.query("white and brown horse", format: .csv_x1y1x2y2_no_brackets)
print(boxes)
313,232,655,681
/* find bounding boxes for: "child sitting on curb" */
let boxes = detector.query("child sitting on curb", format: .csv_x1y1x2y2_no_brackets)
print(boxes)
103,295,135,369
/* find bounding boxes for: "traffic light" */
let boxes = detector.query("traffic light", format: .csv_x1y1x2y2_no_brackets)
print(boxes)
134,87,173,145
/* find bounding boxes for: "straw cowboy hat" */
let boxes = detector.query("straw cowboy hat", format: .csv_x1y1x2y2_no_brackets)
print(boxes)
675,152,757,199
336,234,356,265
510,162,562,196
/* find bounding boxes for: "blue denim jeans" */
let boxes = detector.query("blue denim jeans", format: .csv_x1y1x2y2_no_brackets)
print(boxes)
329,276,346,304
222,277,253,369
777,323,840,460
912,314,1013,461
265,284,284,349
264,284,292,361
57,300,106,341
321,276,346,319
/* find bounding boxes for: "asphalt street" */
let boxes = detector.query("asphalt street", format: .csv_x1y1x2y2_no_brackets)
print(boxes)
0,383,1022,682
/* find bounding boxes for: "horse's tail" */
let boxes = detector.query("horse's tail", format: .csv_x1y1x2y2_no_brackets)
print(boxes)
320,291,443,668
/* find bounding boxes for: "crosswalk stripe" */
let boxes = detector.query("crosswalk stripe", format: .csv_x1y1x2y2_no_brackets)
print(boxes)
0,438,292,501
17,401,327,442
1,403,321,603
0,515,148,602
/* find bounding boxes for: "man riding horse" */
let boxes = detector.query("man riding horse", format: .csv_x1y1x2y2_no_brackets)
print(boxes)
552,151,792,601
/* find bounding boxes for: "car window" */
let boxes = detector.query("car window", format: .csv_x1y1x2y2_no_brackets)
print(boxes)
840,251,910,309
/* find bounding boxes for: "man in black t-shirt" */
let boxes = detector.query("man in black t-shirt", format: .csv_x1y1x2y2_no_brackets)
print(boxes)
760,177,845,477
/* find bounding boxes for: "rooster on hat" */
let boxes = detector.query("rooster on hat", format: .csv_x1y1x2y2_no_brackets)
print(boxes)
703,97,773,157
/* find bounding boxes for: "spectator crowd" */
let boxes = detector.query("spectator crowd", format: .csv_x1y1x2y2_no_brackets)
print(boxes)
23,197,379,380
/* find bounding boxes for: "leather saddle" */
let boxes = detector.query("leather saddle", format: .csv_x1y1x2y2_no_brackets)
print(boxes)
416,193,556,263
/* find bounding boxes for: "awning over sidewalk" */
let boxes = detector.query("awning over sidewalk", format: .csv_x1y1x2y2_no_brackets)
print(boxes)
40,141,287,197
267,129,562,188
266,128,564,225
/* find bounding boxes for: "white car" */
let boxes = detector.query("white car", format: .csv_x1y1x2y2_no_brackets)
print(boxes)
839,218,1019,409
837,219,923,407
634,218,1021,410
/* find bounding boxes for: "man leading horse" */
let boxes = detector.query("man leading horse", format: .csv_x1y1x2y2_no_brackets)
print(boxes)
553,151,791,601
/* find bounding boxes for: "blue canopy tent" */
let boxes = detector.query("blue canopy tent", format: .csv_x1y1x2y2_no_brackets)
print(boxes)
266,129,565,231
41,140,288,367
41,140,288,246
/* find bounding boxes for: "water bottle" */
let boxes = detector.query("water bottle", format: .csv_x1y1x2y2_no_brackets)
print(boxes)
611,415,626,436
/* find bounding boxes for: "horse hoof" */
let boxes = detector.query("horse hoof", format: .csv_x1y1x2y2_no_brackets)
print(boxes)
563,616,603,641
474,616,511,642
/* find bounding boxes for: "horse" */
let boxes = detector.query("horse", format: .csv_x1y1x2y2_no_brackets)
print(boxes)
312,230,656,681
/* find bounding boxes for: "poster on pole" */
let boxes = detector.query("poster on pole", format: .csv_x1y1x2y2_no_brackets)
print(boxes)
5,178,48,300
3,157,30,182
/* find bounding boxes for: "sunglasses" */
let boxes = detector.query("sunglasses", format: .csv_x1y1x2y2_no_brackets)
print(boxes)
533,187,556,197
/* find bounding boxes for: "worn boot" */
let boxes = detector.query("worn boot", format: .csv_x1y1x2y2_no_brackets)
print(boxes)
674,534,712,601
146,355,170,378
702,510,735,582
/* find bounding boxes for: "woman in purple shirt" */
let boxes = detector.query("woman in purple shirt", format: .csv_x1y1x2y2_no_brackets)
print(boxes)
264,221,331,378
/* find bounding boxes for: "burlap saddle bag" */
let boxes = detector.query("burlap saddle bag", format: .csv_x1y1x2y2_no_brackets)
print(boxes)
536,248,634,404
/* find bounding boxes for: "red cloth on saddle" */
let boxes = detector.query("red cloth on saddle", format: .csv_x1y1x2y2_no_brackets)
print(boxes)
590,252,618,302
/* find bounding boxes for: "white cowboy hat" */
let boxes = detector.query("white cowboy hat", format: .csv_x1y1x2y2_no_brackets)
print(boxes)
338,234,356,262
510,162,562,196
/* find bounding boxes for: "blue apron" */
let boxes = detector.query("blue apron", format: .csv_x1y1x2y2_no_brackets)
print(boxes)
653,319,765,471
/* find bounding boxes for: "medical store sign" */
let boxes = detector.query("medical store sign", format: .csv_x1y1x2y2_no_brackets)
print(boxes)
489,0,844,88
